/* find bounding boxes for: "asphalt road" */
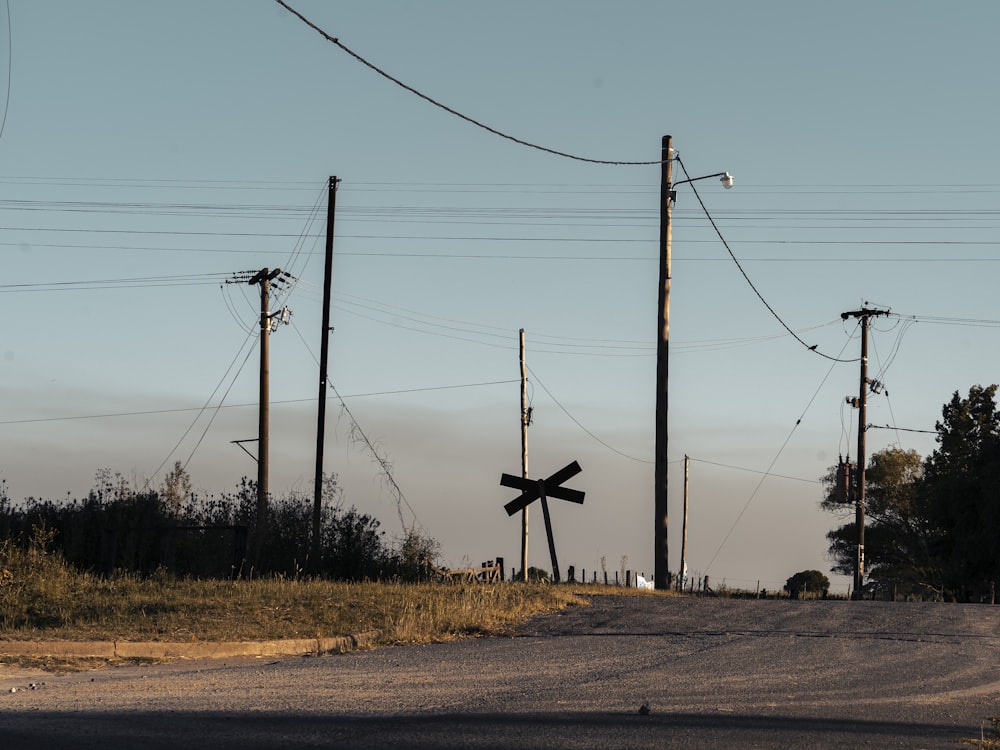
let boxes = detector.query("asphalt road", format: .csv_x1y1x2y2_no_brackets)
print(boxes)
2,596,1000,749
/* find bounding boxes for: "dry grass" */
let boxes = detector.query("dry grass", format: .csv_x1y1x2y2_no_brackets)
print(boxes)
1,572,596,643
1,537,673,649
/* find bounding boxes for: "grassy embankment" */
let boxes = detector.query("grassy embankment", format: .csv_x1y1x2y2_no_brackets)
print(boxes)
0,533,662,669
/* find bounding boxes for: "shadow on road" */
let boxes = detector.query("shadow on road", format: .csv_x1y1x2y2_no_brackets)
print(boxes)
0,708,973,749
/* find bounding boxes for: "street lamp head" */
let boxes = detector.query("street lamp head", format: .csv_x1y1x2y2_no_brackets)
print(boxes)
720,172,734,189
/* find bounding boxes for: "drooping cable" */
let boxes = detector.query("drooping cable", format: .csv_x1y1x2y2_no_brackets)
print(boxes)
703,331,854,574
143,329,257,489
677,156,859,364
273,0,661,166
180,339,259,472
525,364,652,464
686,457,819,485
288,319,423,533
0,0,10,147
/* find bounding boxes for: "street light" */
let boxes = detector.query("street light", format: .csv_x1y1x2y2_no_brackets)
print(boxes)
654,135,732,590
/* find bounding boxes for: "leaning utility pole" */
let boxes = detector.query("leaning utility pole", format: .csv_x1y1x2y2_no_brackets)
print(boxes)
312,176,339,569
519,328,530,582
249,266,283,564
841,306,890,600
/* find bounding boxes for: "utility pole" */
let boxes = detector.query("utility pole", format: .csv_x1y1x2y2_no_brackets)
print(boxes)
654,135,673,590
249,266,283,565
680,454,690,591
519,328,530,582
312,176,339,570
841,306,890,600
652,135,730,591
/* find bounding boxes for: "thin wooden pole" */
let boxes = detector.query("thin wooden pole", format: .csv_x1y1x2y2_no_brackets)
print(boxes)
520,329,529,581
680,454,689,590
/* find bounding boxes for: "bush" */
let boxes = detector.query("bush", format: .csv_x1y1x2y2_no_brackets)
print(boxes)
0,471,441,583
785,569,831,599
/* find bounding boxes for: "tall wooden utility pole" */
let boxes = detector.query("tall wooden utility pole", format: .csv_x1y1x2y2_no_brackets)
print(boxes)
653,136,732,590
312,176,339,570
249,266,282,563
654,135,674,590
841,306,890,600
519,328,530,582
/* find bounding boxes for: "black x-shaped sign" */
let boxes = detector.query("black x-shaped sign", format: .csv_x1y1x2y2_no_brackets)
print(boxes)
500,461,585,516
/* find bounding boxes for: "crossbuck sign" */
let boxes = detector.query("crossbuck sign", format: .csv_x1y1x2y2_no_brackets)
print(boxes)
500,461,584,583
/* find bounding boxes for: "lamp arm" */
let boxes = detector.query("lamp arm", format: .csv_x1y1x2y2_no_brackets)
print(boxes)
671,171,729,190
668,158,733,203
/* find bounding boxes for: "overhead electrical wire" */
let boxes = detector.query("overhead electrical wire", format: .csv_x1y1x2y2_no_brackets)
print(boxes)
3,175,1000,193
703,329,855,575
0,380,520,427
678,155,859,364
686,456,819,484
0,0,10,148
287,319,423,534
0,272,232,293
143,328,258,488
282,181,327,283
525,364,651,464
273,0,662,167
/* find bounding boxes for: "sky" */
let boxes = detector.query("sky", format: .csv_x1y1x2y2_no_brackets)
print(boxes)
3,1,1000,593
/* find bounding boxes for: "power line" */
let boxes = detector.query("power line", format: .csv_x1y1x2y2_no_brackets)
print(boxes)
287,319,423,534
0,0,10,148
0,272,232,293
679,156,859,364
868,424,936,435
0,380,521,427
143,329,259,488
686,457,819,484
274,0,661,166
702,331,853,574
525,364,652,464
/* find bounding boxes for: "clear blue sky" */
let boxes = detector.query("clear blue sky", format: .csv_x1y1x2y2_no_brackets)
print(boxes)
3,1,999,591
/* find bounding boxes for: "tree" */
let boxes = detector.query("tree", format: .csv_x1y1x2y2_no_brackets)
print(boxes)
922,385,1000,600
784,570,830,598
821,447,934,596
822,386,1000,601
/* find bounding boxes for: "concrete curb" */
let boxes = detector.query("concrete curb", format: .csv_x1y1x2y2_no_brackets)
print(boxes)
0,630,380,660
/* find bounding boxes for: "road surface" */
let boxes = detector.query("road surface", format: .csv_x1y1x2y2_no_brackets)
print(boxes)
2,596,999,748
